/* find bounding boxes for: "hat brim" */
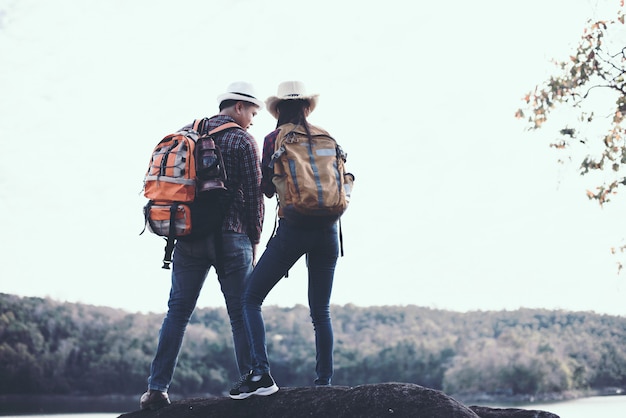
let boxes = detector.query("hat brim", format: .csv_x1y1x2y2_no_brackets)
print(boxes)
217,92,264,109
266,94,319,119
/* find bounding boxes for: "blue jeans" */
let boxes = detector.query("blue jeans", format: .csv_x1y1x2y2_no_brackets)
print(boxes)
147,231,253,392
242,220,338,385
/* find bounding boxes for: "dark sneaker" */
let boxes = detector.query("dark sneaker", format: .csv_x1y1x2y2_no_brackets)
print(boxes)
140,389,171,410
229,371,279,399
314,378,331,386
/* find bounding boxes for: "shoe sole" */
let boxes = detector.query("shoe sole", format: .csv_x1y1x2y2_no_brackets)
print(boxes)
141,400,170,411
229,384,279,400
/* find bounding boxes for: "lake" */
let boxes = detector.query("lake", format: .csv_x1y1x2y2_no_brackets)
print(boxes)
1,395,625,417
511,394,626,417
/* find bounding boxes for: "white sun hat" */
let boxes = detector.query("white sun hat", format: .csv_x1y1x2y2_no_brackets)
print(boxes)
265,81,319,119
216,81,264,109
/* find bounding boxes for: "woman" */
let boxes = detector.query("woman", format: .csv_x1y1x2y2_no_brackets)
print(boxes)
230,81,346,399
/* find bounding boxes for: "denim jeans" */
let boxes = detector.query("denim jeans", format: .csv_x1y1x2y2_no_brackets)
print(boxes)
242,220,338,385
147,231,253,392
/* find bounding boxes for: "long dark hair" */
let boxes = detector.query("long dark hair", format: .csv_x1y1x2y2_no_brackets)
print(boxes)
276,99,313,140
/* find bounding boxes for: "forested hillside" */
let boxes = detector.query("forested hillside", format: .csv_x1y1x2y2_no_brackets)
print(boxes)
1,293,625,398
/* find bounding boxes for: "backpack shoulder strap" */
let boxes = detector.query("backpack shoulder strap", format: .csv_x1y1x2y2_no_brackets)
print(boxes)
192,117,208,133
191,119,241,136
208,122,241,135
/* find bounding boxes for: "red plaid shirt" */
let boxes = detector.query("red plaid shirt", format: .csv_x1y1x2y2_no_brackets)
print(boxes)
261,128,281,198
184,115,264,244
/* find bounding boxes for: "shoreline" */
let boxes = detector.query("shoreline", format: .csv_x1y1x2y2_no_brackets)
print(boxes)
450,387,626,406
1,388,625,415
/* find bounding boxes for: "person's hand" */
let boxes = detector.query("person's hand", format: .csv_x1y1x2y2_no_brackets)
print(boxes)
252,243,259,267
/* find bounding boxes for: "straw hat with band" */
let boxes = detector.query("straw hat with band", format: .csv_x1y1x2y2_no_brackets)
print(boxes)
265,81,319,119
217,81,264,109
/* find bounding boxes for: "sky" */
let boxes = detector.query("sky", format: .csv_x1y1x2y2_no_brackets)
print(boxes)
1,0,626,316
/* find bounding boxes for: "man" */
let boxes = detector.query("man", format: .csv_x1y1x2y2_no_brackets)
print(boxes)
140,81,265,410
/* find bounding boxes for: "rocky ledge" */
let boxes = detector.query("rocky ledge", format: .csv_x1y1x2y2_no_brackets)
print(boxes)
119,382,559,418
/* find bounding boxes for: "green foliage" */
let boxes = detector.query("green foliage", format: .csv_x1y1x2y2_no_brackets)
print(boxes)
1,293,626,397
516,2,626,270
517,3,626,204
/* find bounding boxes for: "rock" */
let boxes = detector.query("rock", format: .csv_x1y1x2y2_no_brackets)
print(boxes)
119,382,559,418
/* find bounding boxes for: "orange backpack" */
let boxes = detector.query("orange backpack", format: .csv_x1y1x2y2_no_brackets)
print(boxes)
142,120,239,268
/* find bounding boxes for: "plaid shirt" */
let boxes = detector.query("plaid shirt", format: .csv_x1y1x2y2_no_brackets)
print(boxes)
184,115,264,244
261,128,280,198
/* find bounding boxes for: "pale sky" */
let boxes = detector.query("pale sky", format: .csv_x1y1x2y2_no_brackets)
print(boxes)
1,0,625,316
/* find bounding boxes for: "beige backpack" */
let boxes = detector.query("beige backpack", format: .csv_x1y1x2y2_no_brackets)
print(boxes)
269,123,354,222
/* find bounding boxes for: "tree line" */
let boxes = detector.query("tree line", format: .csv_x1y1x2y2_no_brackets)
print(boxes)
1,293,625,397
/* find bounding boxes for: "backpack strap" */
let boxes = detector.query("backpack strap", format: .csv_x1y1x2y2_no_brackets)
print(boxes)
338,218,344,257
192,118,208,133
162,203,179,269
267,147,285,170
139,201,177,269
192,119,241,136
208,122,240,135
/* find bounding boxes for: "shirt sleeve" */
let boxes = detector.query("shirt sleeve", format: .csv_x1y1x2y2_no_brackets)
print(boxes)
240,136,264,244
261,129,280,198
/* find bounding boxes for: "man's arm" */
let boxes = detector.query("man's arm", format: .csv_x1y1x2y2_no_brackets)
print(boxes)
240,137,264,246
